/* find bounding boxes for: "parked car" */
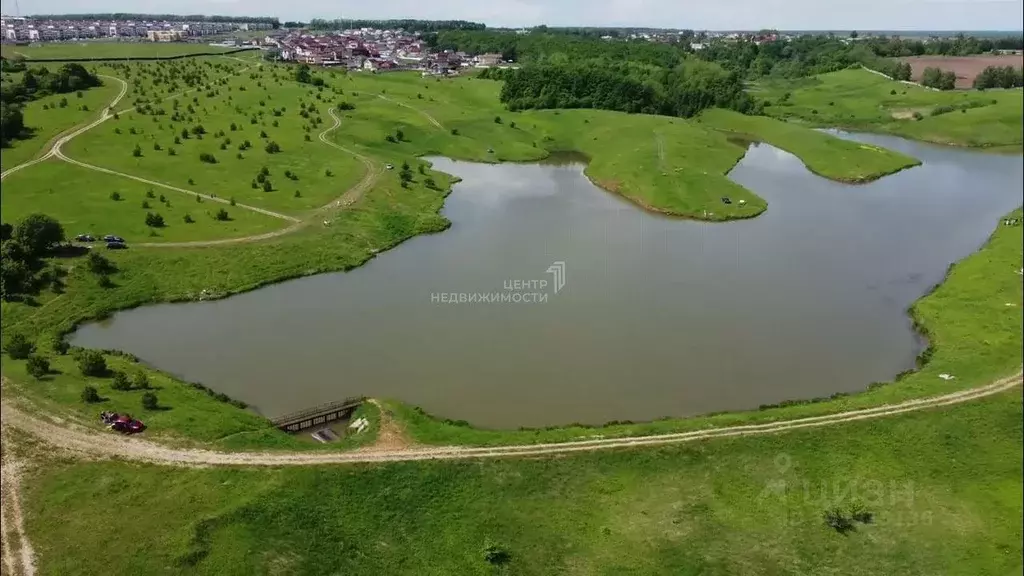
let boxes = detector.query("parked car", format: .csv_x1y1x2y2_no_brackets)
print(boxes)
385,163,394,170
75,234,95,242
100,411,145,434
721,196,732,205
102,234,117,242
106,241,127,250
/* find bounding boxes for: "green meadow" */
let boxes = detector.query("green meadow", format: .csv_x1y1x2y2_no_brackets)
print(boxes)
755,67,1024,149
1,41,245,60
19,389,1022,575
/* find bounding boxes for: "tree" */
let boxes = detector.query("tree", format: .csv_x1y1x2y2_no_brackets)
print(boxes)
4,332,35,359
131,371,150,389
183,213,195,224
76,349,107,376
145,212,165,228
265,141,281,153
141,392,159,410
199,152,217,164
395,129,405,141
81,385,100,403
494,115,502,124
51,334,70,355
262,180,273,192
214,208,230,221
26,355,49,379
13,213,64,258
86,251,115,274
111,371,131,390
425,177,437,189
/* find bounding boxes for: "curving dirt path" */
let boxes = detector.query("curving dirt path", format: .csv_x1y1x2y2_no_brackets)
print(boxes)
132,107,383,248
0,75,128,182
0,431,35,576
377,94,445,130
1,371,1019,468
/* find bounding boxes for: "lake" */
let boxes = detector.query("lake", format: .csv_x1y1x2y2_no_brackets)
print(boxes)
71,134,1024,428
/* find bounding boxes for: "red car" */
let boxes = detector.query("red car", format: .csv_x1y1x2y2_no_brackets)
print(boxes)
100,412,145,434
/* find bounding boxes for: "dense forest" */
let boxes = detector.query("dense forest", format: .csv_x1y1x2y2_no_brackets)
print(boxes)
0,62,102,147
484,59,757,118
26,14,279,25
433,29,1023,81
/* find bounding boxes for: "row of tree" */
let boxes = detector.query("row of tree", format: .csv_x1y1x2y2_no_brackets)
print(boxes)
921,67,958,90
490,59,757,118
306,19,484,32
973,65,1024,89
1,63,102,148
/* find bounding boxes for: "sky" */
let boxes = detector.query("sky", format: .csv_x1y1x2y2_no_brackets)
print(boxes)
1,0,1023,31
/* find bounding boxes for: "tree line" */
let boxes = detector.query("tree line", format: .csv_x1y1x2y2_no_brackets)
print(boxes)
485,59,757,118
920,67,958,90
973,65,1024,89
431,29,1022,81
1,215,66,301
1,62,102,147
306,19,484,32
27,13,279,25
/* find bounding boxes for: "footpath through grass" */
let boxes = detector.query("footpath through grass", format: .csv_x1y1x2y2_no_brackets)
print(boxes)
20,390,1023,575
756,67,1024,149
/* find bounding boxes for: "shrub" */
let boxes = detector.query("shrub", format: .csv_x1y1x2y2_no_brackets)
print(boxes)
141,200,150,209
199,152,217,164
97,274,114,289
86,251,115,274
494,116,502,124
451,128,459,136
51,334,70,355
145,212,165,228
114,127,122,134
510,121,517,128
187,178,195,185
259,129,268,138
76,349,107,376
425,177,437,189
111,371,131,390
890,89,897,95
131,371,150,390
132,144,142,157
304,134,311,141
214,208,230,221
262,180,273,192
483,541,511,566
385,134,397,143
823,508,855,534
265,141,281,153
153,142,162,151
81,385,101,403
26,355,49,379
183,213,195,224
229,197,237,206
109,191,122,201
294,190,301,198
325,169,332,177
5,333,35,359
146,189,156,198
396,129,405,141
912,111,924,120
141,392,159,410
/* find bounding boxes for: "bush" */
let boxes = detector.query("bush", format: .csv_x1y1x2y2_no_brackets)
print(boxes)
199,152,217,164
141,200,150,209
183,213,195,224
425,177,437,189
325,169,332,177
81,385,101,403
912,111,923,120
86,251,115,275
132,144,142,157
510,121,517,128
97,274,114,289
76,349,107,376
451,128,459,136
294,190,301,198
229,197,237,206
141,392,159,410
111,371,131,391
168,147,176,156
131,371,150,389
265,141,281,154
51,334,70,355
214,208,230,221
145,189,156,199
263,180,273,192
395,129,405,141
26,355,49,379
109,191,122,201
144,212,165,228
823,508,855,534
5,333,35,359
385,134,397,143
482,541,511,566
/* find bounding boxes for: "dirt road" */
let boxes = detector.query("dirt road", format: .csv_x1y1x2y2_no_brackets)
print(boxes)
2,371,1019,467
377,94,445,130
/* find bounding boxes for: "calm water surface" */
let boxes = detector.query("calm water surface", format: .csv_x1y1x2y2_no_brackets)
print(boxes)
71,133,1024,428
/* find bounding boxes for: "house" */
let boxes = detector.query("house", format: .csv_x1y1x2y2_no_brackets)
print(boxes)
476,53,502,67
147,29,182,42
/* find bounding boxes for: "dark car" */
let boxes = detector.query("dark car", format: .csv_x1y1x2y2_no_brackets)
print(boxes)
75,234,95,242
721,196,732,205
102,234,117,242
106,241,127,250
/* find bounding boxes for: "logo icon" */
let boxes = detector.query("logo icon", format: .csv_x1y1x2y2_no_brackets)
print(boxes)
546,261,566,294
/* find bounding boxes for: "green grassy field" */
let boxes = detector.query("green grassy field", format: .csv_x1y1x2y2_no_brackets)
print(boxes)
20,389,1022,575
755,67,1024,148
0,79,121,168
0,159,285,243
1,62,1018,451
1,41,246,60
